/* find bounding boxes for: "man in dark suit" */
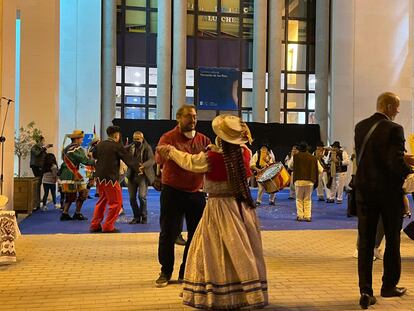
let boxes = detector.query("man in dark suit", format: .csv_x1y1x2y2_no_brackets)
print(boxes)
354,92,412,309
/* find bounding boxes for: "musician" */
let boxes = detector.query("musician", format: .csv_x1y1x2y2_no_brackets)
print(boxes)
285,145,298,199
59,130,95,221
313,141,329,201
250,145,276,205
324,141,350,204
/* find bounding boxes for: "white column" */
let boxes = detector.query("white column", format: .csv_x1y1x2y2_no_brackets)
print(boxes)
18,0,60,176
267,0,283,123
315,0,330,143
411,0,414,135
60,0,101,152
1,0,16,209
330,0,355,148
172,0,187,118
252,0,267,123
157,0,172,119
101,0,116,137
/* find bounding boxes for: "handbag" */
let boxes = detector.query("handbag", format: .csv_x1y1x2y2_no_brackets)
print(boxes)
347,119,385,217
404,221,414,240
347,175,357,217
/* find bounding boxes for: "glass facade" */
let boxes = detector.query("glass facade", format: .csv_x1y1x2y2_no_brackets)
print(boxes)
116,0,158,119
187,0,254,120
281,0,316,124
115,0,316,123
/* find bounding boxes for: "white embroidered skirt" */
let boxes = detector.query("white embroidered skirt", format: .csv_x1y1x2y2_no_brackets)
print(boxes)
182,195,268,310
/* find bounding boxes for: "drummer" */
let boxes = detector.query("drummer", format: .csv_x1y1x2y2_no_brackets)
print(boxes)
250,144,276,206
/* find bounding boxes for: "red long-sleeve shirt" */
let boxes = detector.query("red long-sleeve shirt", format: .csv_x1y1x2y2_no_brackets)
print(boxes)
156,126,211,192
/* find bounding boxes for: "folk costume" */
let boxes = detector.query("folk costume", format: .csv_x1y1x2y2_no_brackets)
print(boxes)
313,144,329,201
250,146,276,205
85,137,100,192
285,147,297,199
324,141,350,203
159,115,268,310
90,129,139,233
59,130,95,220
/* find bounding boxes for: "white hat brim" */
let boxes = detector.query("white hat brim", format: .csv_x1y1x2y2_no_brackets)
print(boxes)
212,115,249,145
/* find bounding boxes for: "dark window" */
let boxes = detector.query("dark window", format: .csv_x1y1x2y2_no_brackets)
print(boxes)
187,0,254,119
116,0,316,122
281,0,316,124
116,0,158,119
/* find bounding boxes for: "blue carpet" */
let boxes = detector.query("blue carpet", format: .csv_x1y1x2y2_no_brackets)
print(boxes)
18,188,375,235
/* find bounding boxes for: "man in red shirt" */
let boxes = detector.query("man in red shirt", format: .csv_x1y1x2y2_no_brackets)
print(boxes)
155,105,211,287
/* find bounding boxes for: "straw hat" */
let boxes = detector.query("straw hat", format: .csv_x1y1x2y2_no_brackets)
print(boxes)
91,137,100,145
67,130,84,139
212,114,253,145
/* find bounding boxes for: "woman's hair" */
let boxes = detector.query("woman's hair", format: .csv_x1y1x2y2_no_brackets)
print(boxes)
220,139,255,209
42,153,57,173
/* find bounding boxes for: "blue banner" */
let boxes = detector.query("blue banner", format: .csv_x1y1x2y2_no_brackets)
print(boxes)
81,133,94,148
197,68,239,110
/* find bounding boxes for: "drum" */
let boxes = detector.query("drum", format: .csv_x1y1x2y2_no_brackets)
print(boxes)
256,162,290,194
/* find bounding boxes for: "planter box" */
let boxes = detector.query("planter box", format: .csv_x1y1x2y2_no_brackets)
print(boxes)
13,177,40,215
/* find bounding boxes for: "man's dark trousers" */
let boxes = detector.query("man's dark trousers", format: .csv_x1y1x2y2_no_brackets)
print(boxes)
358,198,404,296
127,176,148,219
158,185,205,279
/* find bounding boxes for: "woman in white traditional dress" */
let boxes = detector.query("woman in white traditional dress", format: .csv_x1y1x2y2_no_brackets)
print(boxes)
157,114,268,310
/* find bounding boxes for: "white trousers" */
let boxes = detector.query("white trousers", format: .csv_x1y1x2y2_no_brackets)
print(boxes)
295,184,313,219
257,183,275,203
289,172,296,198
316,172,326,198
328,172,347,201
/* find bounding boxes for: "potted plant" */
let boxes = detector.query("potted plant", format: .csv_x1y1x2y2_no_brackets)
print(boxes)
13,122,43,214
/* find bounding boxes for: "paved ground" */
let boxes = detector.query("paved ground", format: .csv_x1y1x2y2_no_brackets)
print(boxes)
2,230,414,311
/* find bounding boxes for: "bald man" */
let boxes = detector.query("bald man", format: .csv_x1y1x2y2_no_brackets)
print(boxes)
354,92,412,309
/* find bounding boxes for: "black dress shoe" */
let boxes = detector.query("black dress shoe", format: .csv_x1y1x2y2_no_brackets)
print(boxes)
359,293,376,309
89,225,102,233
72,213,88,221
381,286,407,297
140,217,147,224
103,228,120,233
175,234,187,246
129,218,141,224
60,213,72,221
